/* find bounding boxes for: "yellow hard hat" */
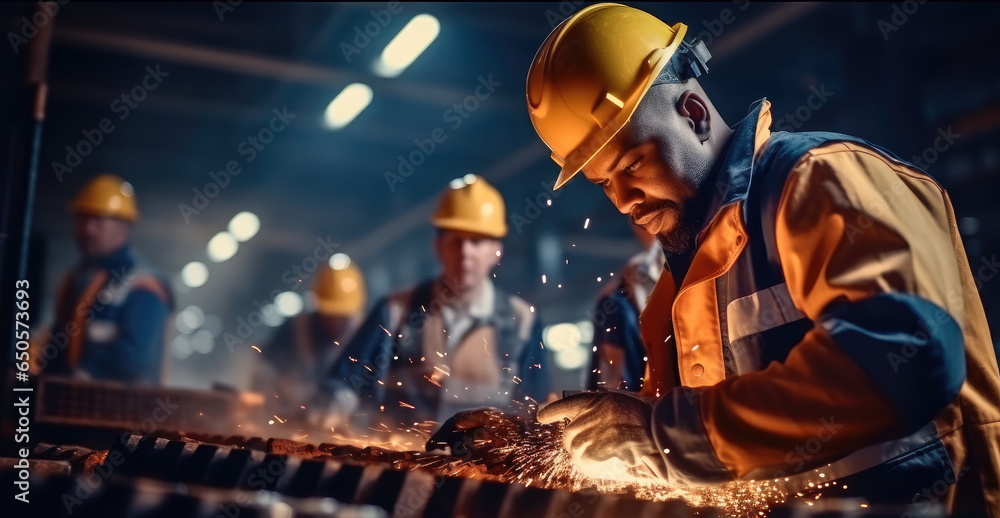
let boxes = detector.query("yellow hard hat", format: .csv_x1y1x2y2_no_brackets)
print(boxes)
70,173,140,222
313,255,366,316
431,174,508,238
527,3,706,189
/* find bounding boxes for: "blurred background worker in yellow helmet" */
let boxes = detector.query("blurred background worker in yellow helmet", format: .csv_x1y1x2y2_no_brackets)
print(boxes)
37,174,174,385
527,3,998,514
252,255,366,421
321,175,550,432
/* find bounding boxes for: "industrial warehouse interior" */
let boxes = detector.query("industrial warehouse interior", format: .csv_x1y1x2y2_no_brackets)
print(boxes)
2,2,999,517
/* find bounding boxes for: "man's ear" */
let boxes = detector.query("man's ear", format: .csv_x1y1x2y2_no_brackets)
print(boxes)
676,90,712,142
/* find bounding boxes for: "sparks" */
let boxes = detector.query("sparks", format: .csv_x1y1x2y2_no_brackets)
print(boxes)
251,345,262,353
584,218,590,229
379,325,392,337
272,414,286,424
399,401,416,409
542,275,547,284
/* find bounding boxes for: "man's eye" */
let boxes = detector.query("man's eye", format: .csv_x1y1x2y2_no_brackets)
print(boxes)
623,159,641,175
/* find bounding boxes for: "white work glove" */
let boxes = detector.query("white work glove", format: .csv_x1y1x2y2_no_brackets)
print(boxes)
536,391,667,481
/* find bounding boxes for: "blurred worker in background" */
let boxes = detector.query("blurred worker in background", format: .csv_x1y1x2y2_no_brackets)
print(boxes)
321,175,550,431
526,3,999,514
587,222,664,391
253,256,366,415
38,174,174,385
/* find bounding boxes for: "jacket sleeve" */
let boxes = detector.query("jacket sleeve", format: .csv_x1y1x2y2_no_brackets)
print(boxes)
323,298,393,402
514,313,550,404
651,142,967,483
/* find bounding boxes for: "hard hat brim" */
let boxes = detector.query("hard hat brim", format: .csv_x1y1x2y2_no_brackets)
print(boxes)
70,202,140,222
431,217,508,239
315,299,363,317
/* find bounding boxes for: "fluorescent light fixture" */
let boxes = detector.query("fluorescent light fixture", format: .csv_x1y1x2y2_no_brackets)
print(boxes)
376,14,440,77
324,83,373,129
181,261,209,288
228,211,260,242
207,231,239,262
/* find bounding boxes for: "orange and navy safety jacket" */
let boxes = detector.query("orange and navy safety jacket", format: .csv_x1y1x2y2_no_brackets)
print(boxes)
640,99,999,514
41,245,173,384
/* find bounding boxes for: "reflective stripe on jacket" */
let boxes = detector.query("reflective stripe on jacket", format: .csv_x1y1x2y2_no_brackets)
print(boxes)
640,99,1000,514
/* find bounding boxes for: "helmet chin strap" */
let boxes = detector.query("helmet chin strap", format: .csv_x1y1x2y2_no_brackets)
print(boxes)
654,38,713,85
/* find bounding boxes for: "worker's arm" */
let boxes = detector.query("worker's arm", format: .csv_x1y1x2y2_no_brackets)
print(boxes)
652,142,967,483
86,284,170,383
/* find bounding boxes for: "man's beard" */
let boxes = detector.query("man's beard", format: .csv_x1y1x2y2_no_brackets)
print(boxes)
655,220,699,255
632,202,700,255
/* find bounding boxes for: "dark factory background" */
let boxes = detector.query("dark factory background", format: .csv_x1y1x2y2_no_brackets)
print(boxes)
2,1,999,394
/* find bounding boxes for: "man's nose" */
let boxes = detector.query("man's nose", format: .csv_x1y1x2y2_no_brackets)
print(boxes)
609,178,643,216
460,239,477,257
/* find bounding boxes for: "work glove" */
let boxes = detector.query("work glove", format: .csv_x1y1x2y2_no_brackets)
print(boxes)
425,406,533,466
536,390,668,481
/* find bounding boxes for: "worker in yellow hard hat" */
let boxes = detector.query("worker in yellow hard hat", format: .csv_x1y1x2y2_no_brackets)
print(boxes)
321,175,550,432
523,3,998,514
36,174,174,384
253,256,367,417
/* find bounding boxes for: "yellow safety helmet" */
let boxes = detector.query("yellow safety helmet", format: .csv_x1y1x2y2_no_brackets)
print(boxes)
526,3,709,189
313,255,366,316
431,174,508,238
70,173,140,222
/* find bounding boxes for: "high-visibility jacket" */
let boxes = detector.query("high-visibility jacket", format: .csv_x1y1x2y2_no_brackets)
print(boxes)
325,278,549,425
42,245,173,384
641,99,999,514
